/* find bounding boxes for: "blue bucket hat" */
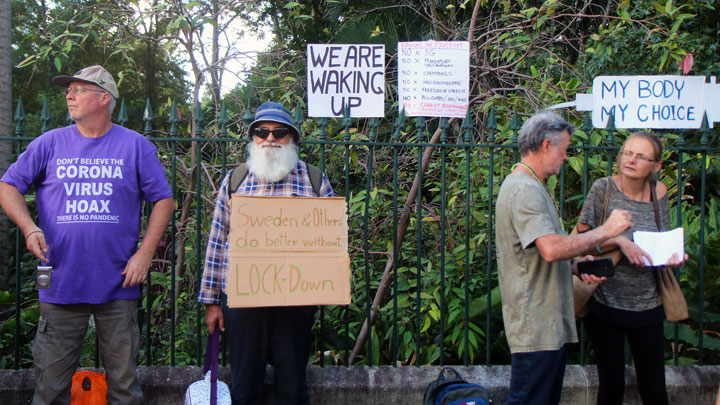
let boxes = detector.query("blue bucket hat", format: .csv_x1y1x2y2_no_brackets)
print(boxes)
248,102,301,143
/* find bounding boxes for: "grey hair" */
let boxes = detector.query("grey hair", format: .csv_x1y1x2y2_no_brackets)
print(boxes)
518,111,575,156
108,96,116,115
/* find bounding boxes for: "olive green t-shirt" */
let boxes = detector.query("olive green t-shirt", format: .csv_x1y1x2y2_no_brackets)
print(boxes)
495,171,577,353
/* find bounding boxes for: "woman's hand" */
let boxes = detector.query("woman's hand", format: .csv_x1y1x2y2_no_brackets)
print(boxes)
572,255,608,285
665,252,689,268
615,235,652,267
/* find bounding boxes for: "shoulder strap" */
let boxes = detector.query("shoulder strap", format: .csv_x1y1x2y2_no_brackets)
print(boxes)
599,176,612,225
228,163,249,198
306,163,323,197
202,329,221,404
650,179,661,231
229,162,323,197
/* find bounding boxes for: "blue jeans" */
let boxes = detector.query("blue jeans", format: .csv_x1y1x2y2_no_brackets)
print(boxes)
507,344,569,405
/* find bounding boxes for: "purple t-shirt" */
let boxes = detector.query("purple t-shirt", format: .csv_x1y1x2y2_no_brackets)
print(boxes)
1,124,172,304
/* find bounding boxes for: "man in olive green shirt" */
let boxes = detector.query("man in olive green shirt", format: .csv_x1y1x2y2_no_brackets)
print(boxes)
495,111,632,405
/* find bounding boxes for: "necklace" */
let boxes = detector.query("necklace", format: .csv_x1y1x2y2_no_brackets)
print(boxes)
512,162,563,227
620,175,645,202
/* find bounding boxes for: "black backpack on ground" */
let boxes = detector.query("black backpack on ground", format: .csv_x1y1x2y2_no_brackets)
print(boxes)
423,367,492,405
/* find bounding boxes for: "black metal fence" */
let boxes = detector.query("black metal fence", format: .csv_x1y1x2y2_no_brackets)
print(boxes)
3,98,719,370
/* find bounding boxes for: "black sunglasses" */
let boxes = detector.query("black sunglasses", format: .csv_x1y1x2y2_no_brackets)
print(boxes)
253,127,291,139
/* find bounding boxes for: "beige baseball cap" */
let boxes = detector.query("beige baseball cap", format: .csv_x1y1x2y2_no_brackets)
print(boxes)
52,65,119,99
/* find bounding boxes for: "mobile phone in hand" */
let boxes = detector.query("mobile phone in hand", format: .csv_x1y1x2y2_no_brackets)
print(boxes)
577,257,615,278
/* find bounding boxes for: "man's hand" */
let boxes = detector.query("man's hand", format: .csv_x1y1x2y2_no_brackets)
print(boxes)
0,183,51,262
206,304,225,334
121,249,153,287
121,197,173,288
25,229,50,262
601,209,633,238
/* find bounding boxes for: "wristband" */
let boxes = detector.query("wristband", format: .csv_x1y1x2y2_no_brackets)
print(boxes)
595,245,604,254
25,230,43,241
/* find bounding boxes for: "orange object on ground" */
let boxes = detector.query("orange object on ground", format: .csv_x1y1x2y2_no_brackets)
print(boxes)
70,370,107,405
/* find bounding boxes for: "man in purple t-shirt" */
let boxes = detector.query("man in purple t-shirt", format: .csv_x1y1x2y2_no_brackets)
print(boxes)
0,65,173,404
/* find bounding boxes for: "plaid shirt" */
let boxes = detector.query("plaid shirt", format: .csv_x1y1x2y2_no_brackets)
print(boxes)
198,160,335,304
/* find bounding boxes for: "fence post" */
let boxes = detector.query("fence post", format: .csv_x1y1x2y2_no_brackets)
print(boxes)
143,99,155,365
697,113,710,365
12,97,24,371
462,108,473,366
194,102,204,367
391,110,404,367
578,111,594,365
117,99,128,127
169,100,179,367
438,117,449,366
414,115,426,366
485,108,497,366
604,111,616,174
40,97,50,134
361,117,379,366
510,111,520,163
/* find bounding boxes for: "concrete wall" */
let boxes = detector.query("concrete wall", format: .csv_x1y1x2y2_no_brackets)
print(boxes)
1,365,719,404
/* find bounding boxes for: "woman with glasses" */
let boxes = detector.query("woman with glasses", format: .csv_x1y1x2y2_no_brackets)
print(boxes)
575,131,686,405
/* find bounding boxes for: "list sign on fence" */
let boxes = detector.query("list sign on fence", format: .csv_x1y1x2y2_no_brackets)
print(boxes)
227,196,351,308
398,41,470,118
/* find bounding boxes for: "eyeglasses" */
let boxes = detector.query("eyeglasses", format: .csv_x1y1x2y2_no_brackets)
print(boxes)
65,86,107,96
253,127,291,140
620,150,656,163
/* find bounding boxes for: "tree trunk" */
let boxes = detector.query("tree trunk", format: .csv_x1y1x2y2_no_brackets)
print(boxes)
348,119,456,365
145,1,159,115
209,0,221,109
0,0,12,289
349,0,484,364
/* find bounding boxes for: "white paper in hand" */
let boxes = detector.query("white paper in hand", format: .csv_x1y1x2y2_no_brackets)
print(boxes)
633,227,684,266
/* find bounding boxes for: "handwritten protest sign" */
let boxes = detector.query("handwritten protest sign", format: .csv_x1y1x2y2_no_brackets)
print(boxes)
307,44,385,118
588,75,716,129
398,41,469,118
228,196,350,307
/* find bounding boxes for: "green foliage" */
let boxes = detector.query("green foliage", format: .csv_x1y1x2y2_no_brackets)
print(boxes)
3,0,720,369
2,115,719,369
11,0,190,131
584,0,718,75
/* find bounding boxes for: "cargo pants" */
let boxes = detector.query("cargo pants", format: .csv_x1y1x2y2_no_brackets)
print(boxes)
31,299,143,405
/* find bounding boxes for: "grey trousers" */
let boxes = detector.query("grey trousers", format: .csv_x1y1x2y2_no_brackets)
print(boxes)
32,299,143,405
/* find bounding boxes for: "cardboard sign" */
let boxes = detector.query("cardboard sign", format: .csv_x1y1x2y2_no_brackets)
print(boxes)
398,41,470,118
228,196,350,307
590,75,711,129
307,44,385,118
227,253,350,307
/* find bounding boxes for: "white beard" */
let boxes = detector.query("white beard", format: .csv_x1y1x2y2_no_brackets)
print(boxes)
246,140,299,182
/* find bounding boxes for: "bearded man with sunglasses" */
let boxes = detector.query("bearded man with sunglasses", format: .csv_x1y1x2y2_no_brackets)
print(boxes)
0,65,173,404
199,102,334,404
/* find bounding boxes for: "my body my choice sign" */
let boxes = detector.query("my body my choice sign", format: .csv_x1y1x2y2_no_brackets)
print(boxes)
591,75,712,128
228,196,350,308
